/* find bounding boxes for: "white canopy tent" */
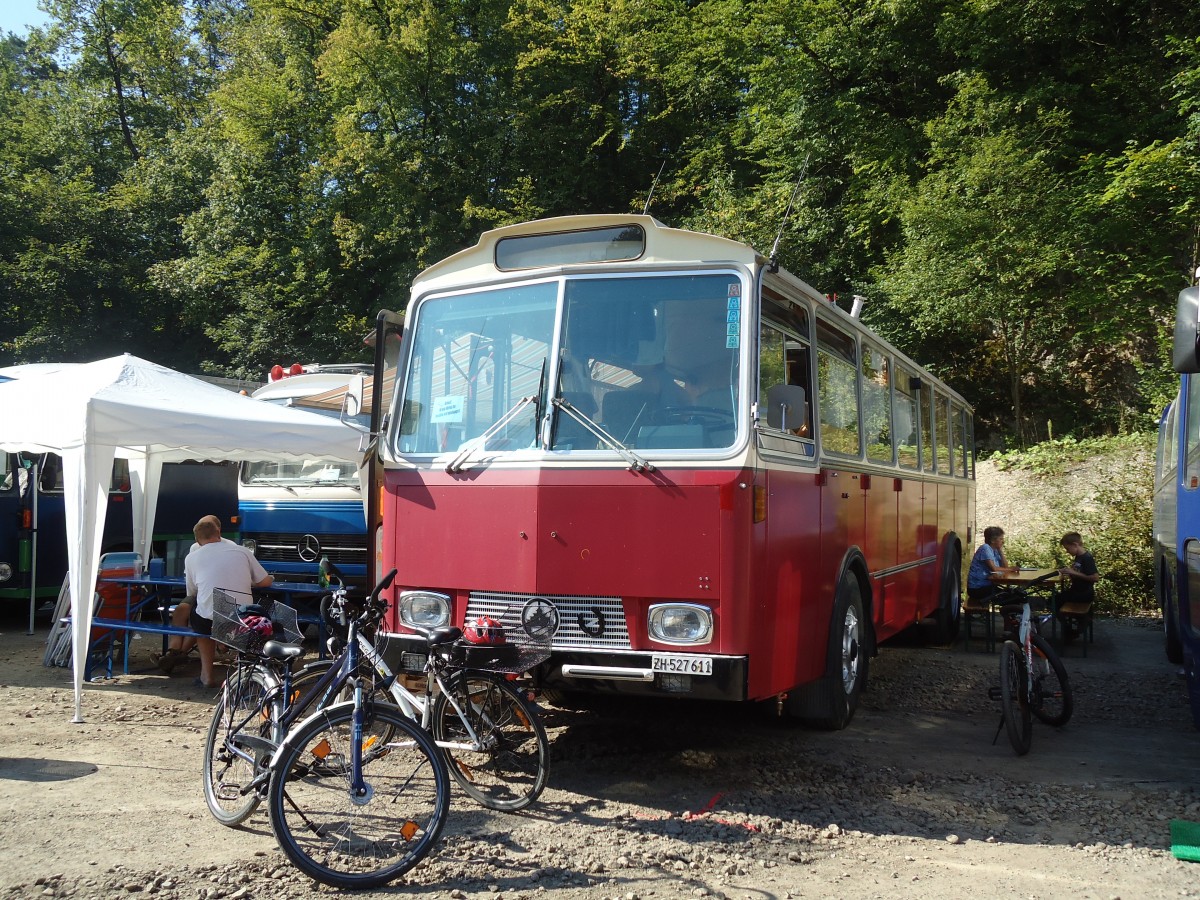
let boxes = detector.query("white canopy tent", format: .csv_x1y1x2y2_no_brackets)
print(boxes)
0,355,367,722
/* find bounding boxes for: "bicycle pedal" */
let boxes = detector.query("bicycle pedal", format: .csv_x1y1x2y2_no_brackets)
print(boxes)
987,686,1002,701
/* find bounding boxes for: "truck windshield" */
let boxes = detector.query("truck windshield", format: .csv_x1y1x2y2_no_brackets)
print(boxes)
394,272,742,456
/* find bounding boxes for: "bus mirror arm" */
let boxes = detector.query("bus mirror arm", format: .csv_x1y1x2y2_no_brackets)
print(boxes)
552,397,655,474
765,384,809,433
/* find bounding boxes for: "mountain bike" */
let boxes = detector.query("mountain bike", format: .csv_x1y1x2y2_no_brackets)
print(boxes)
989,573,1073,755
202,572,451,889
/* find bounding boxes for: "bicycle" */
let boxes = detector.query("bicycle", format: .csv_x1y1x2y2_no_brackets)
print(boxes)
202,572,451,889
301,577,552,811
989,572,1074,755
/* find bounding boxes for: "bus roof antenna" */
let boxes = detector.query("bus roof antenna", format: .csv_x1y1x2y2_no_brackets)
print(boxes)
768,154,811,273
642,159,668,216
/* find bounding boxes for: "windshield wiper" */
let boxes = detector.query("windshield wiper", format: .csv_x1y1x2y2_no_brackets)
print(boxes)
552,396,655,474
445,394,539,473
246,479,297,494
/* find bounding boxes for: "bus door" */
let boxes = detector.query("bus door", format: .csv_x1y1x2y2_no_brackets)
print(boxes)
860,343,901,633
756,318,821,691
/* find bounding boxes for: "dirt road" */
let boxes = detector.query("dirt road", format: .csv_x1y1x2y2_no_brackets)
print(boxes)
1,609,1197,899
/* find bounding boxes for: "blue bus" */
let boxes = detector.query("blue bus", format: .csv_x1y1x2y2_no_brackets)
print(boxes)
238,365,370,588
0,453,238,607
1154,278,1200,728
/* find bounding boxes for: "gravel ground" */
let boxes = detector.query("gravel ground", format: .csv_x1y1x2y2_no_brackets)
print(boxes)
1,610,1198,900
1,460,1197,898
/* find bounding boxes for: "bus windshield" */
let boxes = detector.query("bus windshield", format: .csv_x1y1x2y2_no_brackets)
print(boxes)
394,272,742,456
240,459,359,488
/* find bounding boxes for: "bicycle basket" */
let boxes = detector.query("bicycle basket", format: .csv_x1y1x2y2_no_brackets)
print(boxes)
451,604,552,674
211,589,303,655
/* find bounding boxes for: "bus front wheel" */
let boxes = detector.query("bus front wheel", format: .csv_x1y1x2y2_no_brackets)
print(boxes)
785,572,866,730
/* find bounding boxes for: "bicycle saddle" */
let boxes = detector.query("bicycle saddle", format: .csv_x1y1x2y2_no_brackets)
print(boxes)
262,641,305,662
413,625,463,647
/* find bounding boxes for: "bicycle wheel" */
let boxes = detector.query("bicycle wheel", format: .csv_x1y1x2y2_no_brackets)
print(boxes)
999,640,1032,755
432,673,550,811
1029,633,1073,727
203,665,280,826
266,701,450,889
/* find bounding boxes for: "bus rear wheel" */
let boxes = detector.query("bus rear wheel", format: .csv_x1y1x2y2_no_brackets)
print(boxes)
786,572,866,730
932,547,962,645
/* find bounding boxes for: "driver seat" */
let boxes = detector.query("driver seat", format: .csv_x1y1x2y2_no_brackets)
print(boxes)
601,390,657,444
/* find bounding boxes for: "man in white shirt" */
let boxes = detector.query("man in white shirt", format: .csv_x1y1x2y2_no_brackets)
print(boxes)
153,515,272,687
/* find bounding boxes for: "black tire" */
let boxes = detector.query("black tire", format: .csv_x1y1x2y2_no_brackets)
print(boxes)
787,572,866,729
999,640,1032,755
432,673,550,811
933,547,962,644
1028,633,1073,727
267,701,450,889
1165,596,1184,665
203,666,280,826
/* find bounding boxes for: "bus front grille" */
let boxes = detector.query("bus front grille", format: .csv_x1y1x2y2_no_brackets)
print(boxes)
467,592,631,651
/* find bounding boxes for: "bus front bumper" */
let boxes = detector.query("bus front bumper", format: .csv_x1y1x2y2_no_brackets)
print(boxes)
381,634,748,703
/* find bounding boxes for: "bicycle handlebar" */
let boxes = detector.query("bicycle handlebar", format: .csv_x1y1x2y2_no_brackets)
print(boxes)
319,569,399,632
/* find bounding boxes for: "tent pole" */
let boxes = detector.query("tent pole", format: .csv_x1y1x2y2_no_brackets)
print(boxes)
26,461,38,635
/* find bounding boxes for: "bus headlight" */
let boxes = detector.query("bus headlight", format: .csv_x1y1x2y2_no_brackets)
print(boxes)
241,539,257,555
648,603,713,644
0,562,11,582
398,590,451,629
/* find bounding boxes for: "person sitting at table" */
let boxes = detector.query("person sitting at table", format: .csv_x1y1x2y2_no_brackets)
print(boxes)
967,525,1017,603
1055,531,1101,640
153,514,272,688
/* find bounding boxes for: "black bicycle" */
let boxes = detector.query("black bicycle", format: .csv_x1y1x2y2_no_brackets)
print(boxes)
202,571,451,889
989,573,1073,755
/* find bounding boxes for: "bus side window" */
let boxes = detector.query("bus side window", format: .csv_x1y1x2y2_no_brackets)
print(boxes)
862,342,892,464
1186,381,1200,491
894,366,920,469
758,321,813,453
816,319,861,458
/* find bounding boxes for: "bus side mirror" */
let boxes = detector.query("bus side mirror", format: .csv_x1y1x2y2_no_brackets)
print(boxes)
1173,285,1200,373
765,383,809,433
343,375,364,418
340,375,369,435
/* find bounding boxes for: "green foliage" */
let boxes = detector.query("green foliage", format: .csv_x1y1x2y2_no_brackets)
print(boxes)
997,433,1157,616
0,0,1196,424
989,433,1155,475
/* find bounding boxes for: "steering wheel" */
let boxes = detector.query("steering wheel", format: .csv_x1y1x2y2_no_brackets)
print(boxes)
661,405,735,428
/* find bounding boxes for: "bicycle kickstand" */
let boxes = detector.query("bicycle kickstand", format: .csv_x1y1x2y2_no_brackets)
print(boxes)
991,715,1006,746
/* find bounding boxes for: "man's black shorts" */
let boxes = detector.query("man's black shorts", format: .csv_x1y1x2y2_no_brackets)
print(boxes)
188,604,213,636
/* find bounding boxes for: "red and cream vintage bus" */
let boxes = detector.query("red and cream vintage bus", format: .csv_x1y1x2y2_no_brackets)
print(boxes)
369,215,975,728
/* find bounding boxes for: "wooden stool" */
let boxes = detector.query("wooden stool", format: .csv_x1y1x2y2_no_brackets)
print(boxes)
1055,600,1094,655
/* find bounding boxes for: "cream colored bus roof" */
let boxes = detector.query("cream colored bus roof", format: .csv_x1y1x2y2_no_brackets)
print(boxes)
413,214,766,295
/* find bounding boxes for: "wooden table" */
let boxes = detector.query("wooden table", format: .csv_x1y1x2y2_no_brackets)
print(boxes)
962,569,1061,653
991,567,1060,586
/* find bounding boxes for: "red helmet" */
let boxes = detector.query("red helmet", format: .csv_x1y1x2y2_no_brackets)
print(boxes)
239,614,274,638
463,616,506,645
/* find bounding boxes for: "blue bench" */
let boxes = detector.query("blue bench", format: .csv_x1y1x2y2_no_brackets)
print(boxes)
76,608,327,681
